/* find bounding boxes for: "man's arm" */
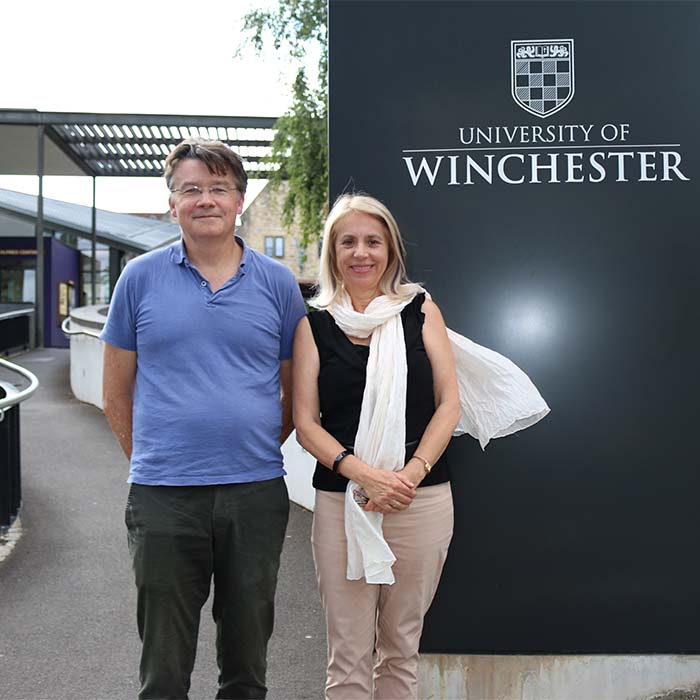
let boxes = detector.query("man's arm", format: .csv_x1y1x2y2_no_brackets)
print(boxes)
102,343,137,460
279,358,294,445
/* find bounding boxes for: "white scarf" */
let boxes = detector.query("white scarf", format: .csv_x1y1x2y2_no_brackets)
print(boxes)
328,286,550,585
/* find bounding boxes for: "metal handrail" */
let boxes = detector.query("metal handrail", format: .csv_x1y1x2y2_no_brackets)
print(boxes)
0,307,35,322
61,317,103,339
0,357,39,419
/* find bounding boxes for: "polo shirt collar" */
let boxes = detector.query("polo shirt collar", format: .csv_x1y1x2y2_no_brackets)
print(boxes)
170,235,250,269
170,239,187,264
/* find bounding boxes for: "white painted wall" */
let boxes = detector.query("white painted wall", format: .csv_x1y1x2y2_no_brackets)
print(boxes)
68,331,105,409
66,306,106,409
281,434,316,510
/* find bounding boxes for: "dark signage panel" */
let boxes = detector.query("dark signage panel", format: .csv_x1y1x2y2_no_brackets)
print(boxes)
329,0,700,653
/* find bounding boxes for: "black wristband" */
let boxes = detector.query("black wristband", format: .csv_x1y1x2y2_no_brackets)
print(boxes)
332,449,349,473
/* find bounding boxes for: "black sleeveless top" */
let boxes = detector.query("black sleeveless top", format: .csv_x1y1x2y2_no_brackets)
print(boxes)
307,293,451,492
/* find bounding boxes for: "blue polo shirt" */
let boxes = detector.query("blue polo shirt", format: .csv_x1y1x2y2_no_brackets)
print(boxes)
100,237,306,486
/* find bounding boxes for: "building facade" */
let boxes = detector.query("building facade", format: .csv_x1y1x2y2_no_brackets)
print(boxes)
239,181,319,286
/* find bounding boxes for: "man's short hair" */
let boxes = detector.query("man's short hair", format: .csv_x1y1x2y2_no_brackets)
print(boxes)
164,138,248,194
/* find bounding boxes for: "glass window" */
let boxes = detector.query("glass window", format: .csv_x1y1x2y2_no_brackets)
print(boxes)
79,243,110,305
22,269,35,303
0,268,36,303
264,236,285,258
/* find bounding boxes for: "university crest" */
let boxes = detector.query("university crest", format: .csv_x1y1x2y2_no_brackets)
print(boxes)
511,39,575,118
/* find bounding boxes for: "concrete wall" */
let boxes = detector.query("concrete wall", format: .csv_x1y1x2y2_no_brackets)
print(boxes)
67,305,105,408
417,655,700,700
69,331,104,408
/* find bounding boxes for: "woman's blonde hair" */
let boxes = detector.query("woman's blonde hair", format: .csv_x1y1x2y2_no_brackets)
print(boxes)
311,194,419,308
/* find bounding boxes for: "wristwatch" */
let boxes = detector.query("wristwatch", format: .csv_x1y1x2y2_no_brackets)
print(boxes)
332,449,349,473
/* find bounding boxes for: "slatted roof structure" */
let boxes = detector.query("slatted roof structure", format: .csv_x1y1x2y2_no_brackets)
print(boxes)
0,109,277,178
0,109,280,346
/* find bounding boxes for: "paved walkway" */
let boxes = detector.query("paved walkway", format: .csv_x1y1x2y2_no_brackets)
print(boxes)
0,349,326,700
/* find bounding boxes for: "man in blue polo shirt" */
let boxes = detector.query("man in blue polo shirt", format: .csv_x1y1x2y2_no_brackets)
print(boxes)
101,138,306,700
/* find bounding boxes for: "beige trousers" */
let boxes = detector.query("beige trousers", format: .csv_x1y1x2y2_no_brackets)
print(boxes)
312,483,454,700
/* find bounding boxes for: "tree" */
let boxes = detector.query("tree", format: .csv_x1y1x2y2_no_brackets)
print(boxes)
240,0,328,261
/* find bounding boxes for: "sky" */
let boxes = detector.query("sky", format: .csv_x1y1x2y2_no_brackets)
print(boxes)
0,0,298,213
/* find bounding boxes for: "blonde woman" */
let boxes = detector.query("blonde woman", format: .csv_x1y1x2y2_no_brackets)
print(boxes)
293,194,460,700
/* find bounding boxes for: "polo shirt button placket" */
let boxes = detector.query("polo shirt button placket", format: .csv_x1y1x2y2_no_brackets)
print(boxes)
200,278,215,307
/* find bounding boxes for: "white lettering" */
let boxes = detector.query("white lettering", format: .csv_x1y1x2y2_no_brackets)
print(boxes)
589,152,606,183
457,124,621,146
465,155,494,184
503,126,519,144
402,150,691,187
476,127,493,144
565,153,585,183
403,156,444,186
530,153,560,183
661,151,690,181
545,125,558,142
448,155,461,185
607,152,636,181
580,124,594,142
601,124,619,141
638,152,657,182
458,128,474,145
498,154,525,184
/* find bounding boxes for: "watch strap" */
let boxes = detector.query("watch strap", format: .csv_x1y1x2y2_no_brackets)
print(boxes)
332,449,349,473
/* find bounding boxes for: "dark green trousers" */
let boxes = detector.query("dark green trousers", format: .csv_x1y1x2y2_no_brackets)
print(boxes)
125,478,290,700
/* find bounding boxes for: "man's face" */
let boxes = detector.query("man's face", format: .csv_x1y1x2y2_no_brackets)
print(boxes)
168,159,244,244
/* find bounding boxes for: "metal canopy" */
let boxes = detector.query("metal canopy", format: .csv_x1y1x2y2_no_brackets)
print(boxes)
0,187,180,253
0,109,277,178
0,108,279,347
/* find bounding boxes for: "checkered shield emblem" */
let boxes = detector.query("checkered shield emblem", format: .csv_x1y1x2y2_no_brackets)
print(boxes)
511,39,575,118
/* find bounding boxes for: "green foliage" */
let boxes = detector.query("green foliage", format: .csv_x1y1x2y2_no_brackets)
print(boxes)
241,0,328,259
241,0,327,66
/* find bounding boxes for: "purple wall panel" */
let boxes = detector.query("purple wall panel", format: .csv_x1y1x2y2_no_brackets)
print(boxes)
44,238,80,348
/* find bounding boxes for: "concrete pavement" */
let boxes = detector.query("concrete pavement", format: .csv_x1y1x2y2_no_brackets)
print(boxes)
0,348,326,700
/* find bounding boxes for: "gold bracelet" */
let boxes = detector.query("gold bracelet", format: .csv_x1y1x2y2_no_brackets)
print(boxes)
413,453,432,475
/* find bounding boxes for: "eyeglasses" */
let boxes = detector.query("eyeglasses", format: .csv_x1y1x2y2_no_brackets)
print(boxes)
170,185,238,199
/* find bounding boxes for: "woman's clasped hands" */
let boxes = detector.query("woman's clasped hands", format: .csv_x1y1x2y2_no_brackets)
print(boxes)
357,465,417,514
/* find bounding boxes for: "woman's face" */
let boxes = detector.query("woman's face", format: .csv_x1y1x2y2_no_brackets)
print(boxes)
334,212,390,297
